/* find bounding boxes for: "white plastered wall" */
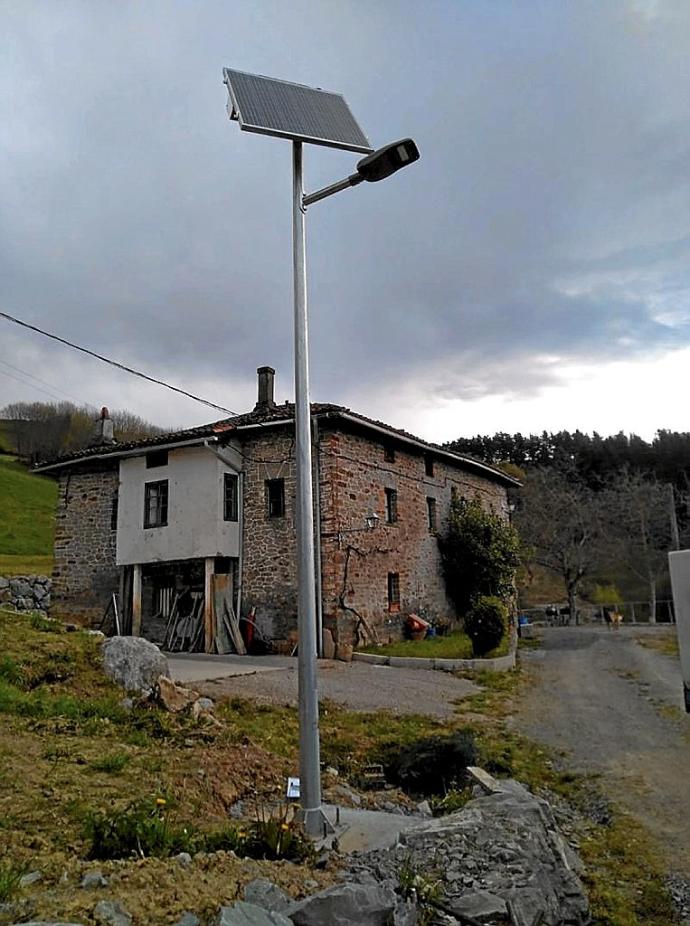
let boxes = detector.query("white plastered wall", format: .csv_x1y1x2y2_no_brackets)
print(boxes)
668,549,690,712
116,443,241,566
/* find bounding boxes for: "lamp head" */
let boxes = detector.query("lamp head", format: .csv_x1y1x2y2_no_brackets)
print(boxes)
355,138,419,183
365,509,381,531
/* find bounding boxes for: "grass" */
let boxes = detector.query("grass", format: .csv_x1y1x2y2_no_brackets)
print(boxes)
0,456,57,560
0,554,54,576
635,633,680,659
0,609,678,926
359,628,509,660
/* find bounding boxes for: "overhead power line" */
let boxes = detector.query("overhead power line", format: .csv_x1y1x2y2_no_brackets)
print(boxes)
0,311,237,417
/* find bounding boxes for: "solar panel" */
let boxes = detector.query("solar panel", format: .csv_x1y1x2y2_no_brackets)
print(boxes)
223,68,373,154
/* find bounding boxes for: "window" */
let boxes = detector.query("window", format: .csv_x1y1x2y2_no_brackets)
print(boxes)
224,473,238,521
110,494,118,531
384,444,395,463
424,454,434,477
388,572,400,611
146,449,168,468
427,497,437,532
144,480,168,528
385,487,398,523
266,478,285,518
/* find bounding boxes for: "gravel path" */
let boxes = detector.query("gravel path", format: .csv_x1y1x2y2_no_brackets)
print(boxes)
513,626,690,876
194,659,479,718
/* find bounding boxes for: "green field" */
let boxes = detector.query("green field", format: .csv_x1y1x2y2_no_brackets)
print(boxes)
0,456,57,575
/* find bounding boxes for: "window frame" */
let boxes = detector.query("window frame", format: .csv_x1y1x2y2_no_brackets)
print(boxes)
385,487,398,524
388,572,400,612
384,444,395,463
144,479,169,529
110,493,119,532
424,454,434,477
266,478,285,519
223,472,239,522
426,496,437,533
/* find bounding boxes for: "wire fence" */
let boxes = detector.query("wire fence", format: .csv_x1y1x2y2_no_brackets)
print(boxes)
519,599,676,625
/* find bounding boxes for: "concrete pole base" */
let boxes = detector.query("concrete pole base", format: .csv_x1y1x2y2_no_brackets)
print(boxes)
298,806,335,839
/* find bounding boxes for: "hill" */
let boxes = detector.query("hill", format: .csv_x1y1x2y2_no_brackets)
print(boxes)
0,456,57,575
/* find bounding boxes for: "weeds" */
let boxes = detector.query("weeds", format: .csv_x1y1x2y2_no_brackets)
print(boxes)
397,854,442,926
89,752,130,773
0,860,24,902
0,656,24,687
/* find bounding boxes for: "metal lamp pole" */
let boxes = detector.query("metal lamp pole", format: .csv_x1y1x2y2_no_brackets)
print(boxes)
291,140,325,836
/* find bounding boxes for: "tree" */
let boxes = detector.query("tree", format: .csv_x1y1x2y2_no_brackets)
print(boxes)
438,494,520,617
515,468,603,623
602,472,683,623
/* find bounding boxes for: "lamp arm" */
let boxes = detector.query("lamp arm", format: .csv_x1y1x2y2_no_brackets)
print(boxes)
303,172,364,208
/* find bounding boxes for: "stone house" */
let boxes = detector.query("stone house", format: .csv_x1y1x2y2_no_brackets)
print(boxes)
36,367,518,651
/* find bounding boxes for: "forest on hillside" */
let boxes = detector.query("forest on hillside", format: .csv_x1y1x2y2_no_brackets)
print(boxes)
446,430,690,622
0,401,163,464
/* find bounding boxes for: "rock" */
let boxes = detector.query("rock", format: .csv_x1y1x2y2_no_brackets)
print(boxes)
172,914,200,926
448,890,507,922
215,902,292,925
101,637,169,694
174,852,193,867
10,923,84,925
393,899,418,925
243,879,292,914
119,697,134,711
289,882,397,925
322,628,336,659
195,696,215,711
192,697,215,720
80,870,108,889
20,870,43,887
416,800,432,817
333,784,362,807
9,579,32,598
64,623,79,633
335,642,353,662
229,800,245,819
93,899,132,926
157,676,199,712
0,576,9,588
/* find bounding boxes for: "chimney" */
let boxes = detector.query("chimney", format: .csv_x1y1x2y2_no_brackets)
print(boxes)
89,406,115,446
254,366,276,411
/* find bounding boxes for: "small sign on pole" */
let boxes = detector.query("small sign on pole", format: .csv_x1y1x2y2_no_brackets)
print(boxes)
286,777,300,799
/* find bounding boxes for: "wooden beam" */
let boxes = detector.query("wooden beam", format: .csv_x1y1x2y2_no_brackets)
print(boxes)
204,557,215,653
132,564,142,637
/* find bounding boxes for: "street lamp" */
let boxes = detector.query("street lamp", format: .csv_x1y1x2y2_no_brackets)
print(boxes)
223,68,418,836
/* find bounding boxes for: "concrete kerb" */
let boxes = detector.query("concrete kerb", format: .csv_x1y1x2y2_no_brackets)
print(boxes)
353,629,518,673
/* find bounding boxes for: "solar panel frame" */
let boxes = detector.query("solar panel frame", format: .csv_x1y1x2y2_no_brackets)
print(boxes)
223,68,373,154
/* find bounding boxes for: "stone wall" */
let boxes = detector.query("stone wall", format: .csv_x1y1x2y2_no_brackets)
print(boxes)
240,430,300,641
0,575,51,612
51,463,120,623
317,426,509,646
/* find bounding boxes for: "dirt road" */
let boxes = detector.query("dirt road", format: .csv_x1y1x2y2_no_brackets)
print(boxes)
514,626,690,875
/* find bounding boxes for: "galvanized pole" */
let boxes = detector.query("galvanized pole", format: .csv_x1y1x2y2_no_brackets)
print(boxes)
292,141,325,836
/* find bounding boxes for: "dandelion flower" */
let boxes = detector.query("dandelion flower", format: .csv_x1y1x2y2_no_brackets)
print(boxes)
155,798,167,806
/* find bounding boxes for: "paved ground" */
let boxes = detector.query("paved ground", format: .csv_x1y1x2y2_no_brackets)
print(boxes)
168,652,294,684
514,626,690,875
182,656,478,718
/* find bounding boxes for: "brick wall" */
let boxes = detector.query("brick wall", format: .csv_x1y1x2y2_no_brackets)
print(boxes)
51,464,120,623
317,427,509,645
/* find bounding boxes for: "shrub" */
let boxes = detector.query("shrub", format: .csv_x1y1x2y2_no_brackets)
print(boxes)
438,495,519,617
464,596,507,656
383,730,477,796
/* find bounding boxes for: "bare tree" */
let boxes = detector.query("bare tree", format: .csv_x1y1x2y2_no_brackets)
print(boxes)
515,468,603,623
603,472,680,623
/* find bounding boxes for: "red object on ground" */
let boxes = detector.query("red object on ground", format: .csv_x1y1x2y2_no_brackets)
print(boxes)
406,613,430,634
244,606,256,649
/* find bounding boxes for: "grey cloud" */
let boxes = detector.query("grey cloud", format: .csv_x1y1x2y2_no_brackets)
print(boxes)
2,0,690,430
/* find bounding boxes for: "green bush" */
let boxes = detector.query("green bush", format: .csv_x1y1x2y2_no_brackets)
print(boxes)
464,596,507,656
85,797,193,860
438,495,519,617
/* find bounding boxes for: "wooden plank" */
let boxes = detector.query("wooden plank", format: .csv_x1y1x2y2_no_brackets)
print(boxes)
204,557,215,653
132,564,142,637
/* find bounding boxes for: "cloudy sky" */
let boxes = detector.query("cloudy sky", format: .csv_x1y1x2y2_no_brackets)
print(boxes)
2,0,690,442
